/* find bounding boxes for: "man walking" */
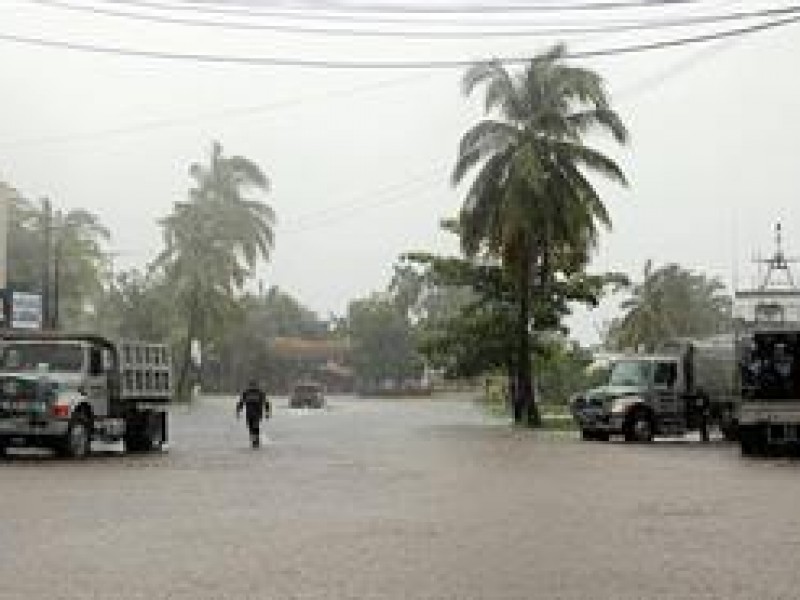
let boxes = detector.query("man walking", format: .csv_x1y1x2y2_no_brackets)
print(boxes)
236,380,271,449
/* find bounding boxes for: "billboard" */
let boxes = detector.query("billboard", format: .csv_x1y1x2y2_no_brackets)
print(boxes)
11,292,43,330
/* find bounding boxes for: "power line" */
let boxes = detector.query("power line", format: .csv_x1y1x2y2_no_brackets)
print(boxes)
285,164,449,228
0,23,741,148
106,0,701,16
1,10,798,68
0,72,435,147
31,0,800,39
99,0,702,26
615,35,735,101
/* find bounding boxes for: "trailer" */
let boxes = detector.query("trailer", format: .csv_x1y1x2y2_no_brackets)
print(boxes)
738,328,800,455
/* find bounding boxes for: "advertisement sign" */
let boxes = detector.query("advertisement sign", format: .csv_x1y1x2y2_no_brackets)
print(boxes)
11,292,42,330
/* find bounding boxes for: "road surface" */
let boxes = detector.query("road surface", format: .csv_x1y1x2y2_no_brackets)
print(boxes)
2,395,800,599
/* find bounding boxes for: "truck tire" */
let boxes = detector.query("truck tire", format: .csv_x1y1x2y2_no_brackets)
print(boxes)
581,429,609,442
624,409,654,443
125,412,164,453
740,425,766,457
719,408,739,441
58,415,92,459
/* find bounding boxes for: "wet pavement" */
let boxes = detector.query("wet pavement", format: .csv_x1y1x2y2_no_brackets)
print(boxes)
2,395,800,599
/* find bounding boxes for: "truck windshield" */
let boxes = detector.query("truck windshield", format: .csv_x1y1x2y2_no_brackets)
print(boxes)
0,343,84,373
608,360,652,387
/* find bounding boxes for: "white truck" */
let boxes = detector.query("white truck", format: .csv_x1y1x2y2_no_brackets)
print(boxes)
738,328,800,455
571,336,739,442
0,331,172,458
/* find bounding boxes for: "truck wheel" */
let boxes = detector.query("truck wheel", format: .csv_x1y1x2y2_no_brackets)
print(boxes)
740,425,766,457
581,429,608,442
125,412,164,453
624,409,654,443
59,415,92,459
719,410,739,441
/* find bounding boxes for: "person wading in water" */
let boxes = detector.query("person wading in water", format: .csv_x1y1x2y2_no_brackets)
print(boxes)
236,380,271,449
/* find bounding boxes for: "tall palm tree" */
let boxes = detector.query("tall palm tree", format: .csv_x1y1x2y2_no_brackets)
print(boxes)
157,141,275,399
452,44,628,425
189,140,275,270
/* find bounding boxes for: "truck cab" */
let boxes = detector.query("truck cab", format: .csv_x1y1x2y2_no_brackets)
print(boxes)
571,355,687,442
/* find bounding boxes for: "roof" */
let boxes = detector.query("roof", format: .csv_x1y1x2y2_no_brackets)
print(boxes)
0,330,116,348
269,337,350,360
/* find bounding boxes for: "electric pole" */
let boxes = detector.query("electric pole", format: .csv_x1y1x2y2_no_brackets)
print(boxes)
0,183,9,328
41,197,52,330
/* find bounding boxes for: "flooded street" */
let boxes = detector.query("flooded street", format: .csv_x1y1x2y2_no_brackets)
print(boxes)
3,396,800,599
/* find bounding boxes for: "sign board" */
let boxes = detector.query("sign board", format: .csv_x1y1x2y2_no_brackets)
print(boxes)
11,292,42,330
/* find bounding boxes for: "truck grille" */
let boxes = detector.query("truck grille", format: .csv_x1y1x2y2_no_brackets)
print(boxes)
0,377,49,417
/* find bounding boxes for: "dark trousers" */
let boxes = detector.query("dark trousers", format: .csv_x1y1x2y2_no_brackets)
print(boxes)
246,415,261,447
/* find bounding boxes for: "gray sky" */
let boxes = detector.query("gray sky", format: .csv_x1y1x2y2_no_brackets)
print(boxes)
1,0,799,344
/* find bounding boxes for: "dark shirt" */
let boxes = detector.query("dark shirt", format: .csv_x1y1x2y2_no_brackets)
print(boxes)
237,387,271,420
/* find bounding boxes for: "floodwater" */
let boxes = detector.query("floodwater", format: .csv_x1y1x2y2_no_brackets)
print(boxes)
2,395,800,599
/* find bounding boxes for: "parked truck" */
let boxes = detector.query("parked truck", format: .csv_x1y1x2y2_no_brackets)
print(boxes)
571,335,738,442
738,328,800,455
0,331,172,458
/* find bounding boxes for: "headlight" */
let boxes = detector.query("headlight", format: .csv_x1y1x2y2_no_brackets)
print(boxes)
610,397,640,414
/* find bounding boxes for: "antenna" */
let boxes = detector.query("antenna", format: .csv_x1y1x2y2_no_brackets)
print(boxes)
754,221,798,289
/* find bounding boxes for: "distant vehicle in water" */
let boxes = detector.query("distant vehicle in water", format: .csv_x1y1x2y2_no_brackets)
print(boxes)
289,382,325,409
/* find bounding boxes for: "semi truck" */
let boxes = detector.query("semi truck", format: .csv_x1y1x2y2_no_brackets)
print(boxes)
571,335,738,442
0,331,172,458
738,328,800,455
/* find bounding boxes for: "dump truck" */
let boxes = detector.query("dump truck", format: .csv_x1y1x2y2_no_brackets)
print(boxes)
738,328,800,455
571,335,738,442
0,331,172,458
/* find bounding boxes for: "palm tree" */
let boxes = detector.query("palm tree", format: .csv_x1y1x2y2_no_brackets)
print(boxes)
608,261,731,352
157,141,275,399
452,44,628,425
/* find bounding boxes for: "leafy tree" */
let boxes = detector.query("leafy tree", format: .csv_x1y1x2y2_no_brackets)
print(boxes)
156,141,275,399
347,294,422,391
533,338,600,406
607,261,732,352
95,269,175,341
402,222,625,418
452,44,628,425
6,195,109,329
206,286,330,393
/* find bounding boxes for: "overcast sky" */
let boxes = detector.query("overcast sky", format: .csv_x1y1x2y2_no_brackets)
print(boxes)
1,0,799,344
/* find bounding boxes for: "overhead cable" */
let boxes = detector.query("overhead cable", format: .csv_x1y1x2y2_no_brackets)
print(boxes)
96,0,705,25
104,0,701,16
30,0,800,38
1,10,798,68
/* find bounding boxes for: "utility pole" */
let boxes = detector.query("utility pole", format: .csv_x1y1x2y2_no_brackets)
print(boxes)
0,183,9,290
0,183,9,328
41,197,52,330
53,209,63,330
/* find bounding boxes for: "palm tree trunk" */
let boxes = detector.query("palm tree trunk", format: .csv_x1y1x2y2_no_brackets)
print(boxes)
514,250,540,427
507,356,521,422
176,290,199,402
